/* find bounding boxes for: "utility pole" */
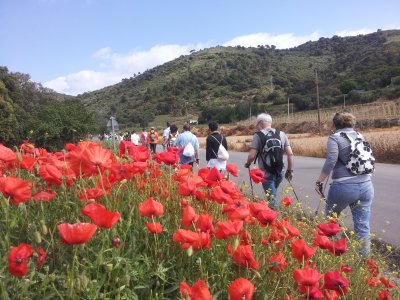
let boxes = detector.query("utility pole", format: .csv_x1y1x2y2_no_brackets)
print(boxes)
343,94,346,109
315,69,322,136
287,95,290,117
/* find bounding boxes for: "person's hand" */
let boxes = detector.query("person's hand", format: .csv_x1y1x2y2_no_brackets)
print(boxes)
244,162,251,169
195,158,200,164
315,181,324,197
285,169,293,181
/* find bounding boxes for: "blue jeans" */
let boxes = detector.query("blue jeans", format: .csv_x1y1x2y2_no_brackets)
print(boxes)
326,180,374,256
261,171,283,209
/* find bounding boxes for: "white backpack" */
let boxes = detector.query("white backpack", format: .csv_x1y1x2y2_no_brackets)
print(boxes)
339,131,375,175
211,135,229,161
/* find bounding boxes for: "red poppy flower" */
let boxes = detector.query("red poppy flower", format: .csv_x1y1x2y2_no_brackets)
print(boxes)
138,197,164,218
317,222,341,237
275,218,300,238
38,163,76,187
32,190,57,202
172,229,211,251
380,276,396,289
365,276,381,288
128,145,151,162
322,270,349,295
293,265,323,292
181,205,198,227
281,196,292,207
180,280,213,300
210,186,233,204
67,142,114,177
249,201,270,216
215,220,243,239
313,233,334,250
239,230,253,245
378,289,393,300
34,247,46,268
15,154,37,171
228,277,254,300
146,222,163,234
195,214,215,234
249,169,266,183
82,203,121,228
264,227,287,248
222,202,250,221
57,223,97,245
340,265,352,274
8,243,33,277
268,251,287,272
255,208,280,226
206,167,224,182
177,179,197,196
0,144,17,163
291,239,317,263
226,164,238,177
219,180,239,195
79,188,104,201
326,238,348,256
366,259,379,277
153,151,179,166
231,245,259,270
0,176,32,205
324,290,340,300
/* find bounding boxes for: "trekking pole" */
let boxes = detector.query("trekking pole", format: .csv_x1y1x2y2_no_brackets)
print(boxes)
247,168,255,198
314,174,330,216
286,178,300,202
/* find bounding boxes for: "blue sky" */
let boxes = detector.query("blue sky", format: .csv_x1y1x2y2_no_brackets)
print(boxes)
1,0,399,95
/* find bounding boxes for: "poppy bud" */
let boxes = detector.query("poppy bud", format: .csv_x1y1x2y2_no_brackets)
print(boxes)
186,246,193,257
34,231,42,243
75,277,81,293
122,275,130,285
105,263,113,273
16,152,22,163
80,274,89,289
40,220,48,235
48,273,56,282
233,237,240,250
120,179,127,185
112,237,120,248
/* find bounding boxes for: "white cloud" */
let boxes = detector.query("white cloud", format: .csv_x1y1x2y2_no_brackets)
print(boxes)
223,32,320,49
45,28,395,95
44,43,207,95
334,28,375,37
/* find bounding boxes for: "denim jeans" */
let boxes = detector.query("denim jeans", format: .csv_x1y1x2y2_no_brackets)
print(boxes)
326,180,374,257
261,171,284,209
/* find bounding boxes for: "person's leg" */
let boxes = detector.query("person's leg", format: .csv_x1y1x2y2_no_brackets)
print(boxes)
325,182,358,217
350,181,374,257
262,174,278,208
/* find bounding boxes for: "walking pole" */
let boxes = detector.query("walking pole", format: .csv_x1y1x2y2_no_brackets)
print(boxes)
314,174,330,216
248,168,255,199
286,178,300,202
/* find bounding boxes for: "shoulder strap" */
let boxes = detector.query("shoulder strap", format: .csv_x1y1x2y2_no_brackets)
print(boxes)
211,134,223,145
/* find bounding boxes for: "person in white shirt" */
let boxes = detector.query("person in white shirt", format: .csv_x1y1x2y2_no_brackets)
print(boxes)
162,122,171,151
130,130,140,146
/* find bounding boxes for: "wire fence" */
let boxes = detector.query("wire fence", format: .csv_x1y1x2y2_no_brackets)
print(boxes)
273,100,400,124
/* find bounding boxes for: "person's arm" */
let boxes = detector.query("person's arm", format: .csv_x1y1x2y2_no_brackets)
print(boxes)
205,136,211,161
315,136,338,194
284,145,294,180
245,149,258,168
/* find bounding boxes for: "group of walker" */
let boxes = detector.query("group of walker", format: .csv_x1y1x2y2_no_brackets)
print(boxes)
117,111,375,257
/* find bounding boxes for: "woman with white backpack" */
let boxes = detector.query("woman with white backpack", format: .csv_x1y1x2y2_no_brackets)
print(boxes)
206,121,229,173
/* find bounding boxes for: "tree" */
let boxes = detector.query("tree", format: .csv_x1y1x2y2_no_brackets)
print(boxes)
28,100,97,150
339,80,357,94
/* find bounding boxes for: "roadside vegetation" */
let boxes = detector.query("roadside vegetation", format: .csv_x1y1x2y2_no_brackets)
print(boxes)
0,141,398,299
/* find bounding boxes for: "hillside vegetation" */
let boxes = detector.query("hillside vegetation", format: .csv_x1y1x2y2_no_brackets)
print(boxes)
77,29,400,129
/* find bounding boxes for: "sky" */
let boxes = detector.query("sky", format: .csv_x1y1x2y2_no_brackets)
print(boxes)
1,0,399,96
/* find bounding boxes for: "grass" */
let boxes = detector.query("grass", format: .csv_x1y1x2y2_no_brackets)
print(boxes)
1,141,398,299
198,127,400,164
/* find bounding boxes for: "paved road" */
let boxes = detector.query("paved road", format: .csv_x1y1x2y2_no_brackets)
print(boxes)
198,149,400,246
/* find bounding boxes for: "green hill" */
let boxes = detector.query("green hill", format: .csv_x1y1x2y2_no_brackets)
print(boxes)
76,29,400,129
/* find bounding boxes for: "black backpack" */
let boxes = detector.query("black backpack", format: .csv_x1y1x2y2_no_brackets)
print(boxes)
254,130,284,174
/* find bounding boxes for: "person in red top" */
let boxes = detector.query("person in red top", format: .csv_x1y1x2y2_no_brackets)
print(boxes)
147,127,159,154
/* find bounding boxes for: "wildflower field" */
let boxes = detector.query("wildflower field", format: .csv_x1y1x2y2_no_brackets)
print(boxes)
0,141,398,299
